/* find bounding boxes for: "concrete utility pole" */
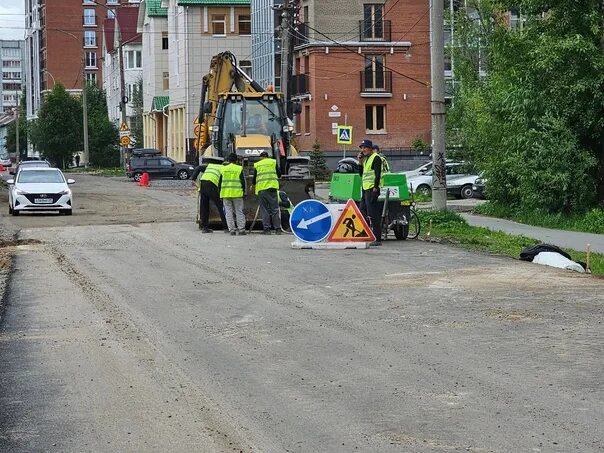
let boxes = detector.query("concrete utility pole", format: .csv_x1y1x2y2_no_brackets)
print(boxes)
15,94,20,166
82,57,89,168
279,2,292,116
430,0,447,210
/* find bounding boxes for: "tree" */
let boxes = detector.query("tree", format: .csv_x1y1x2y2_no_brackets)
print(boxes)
130,79,144,148
85,84,119,167
5,91,28,159
309,140,329,180
29,83,82,168
448,0,604,213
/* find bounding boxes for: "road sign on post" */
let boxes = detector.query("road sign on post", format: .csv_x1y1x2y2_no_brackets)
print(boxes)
336,126,353,145
120,136,131,146
290,199,333,243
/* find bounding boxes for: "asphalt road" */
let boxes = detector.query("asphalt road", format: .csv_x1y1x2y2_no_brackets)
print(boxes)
1,174,603,452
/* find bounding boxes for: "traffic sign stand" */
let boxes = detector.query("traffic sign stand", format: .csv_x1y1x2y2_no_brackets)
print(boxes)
291,241,370,249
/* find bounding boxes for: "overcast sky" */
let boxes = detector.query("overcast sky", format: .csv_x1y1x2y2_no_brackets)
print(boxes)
0,0,25,41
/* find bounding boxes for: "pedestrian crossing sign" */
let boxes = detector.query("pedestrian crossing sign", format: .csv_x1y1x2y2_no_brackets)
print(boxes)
327,199,375,242
336,126,353,145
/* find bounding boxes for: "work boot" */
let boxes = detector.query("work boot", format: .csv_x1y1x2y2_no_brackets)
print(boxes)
238,230,247,236
274,229,282,235
262,229,271,235
369,241,382,247
201,227,213,233
223,228,230,234
230,231,236,236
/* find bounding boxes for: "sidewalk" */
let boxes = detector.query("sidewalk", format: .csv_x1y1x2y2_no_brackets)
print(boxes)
462,213,604,254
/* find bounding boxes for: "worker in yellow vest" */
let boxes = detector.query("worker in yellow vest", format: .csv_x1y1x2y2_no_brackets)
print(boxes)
358,139,388,246
219,153,247,236
191,159,227,233
251,151,282,234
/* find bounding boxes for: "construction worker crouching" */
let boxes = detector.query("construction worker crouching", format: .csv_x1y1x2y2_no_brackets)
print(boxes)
358,139,389,246
278,190,294,232
192,159,227,233
220,153,247,236
251,151,282,234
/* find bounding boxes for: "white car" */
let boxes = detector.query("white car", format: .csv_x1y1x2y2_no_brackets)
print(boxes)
402,159,460,178
7,168,75,216
0,154,11,168
407,163,479,198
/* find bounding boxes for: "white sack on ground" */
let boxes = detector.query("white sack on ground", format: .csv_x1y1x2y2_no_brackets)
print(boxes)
532,252,585,273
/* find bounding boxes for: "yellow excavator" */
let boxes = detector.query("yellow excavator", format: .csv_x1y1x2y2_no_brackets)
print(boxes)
196,51,314,224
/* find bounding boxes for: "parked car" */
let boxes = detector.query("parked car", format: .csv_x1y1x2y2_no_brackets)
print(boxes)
9,159,51,175
472,176,487,199
401,159,460,178
447,173,482,199
407,163,480,198
0,154,11,168
7,168,74,216
126,156,194,181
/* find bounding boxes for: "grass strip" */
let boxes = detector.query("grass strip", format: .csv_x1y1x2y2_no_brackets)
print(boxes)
64,167,124,177
418,210,604,275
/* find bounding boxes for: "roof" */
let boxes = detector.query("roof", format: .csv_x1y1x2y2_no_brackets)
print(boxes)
177,0,250,5
152,96,170,111
147,0,168,16
103,6,141,53
0,113,15,128
118,7,142,46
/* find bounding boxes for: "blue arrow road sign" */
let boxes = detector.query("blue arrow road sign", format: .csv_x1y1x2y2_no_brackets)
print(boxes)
290,199,333,243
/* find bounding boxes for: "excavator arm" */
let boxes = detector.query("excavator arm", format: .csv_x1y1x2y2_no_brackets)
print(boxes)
196,52,264,154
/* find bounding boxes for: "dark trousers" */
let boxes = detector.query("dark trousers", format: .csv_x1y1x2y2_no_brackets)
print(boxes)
200,181,226,228
258,189,281,231
363,189,382,241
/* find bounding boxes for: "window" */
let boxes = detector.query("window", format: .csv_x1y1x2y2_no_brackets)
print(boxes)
1,48,20,58
239,60,252,77
159,158,173,167
107,0,119,4
2,71,21,79
126,50,142,69
162,32,168,50
238,15,251,35
83,9,96,26
3,83,21,91
364,55,385,90
85,52,96,68
365,105,385,132
363,4,384,40
2,60,20,68
162,72,169,90
304,105,310,134
107,9,116,18
85,72,97,84
212,15,226,36
84,31,96,47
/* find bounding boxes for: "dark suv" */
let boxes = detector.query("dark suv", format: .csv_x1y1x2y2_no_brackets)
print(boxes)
126,155,195,181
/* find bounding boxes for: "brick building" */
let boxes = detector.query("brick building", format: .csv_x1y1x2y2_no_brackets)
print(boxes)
25,0,141,122
292,0,431,158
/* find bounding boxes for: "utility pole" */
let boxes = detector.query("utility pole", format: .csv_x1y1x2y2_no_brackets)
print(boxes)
15,94,20,166
430,0,447,210
118,17,127,166
82,56,89,168
279,2,292,116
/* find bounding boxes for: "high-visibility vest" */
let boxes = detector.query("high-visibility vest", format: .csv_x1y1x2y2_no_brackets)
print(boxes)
378,153,390,173
253,158,279,194
278,191,293,214
362,153,386,190
220,163,244,198
200,163,222,187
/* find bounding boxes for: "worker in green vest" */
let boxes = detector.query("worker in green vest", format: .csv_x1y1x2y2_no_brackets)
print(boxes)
191,159,227,233
219,153,247,236
251,151,282,234
358,138,388,246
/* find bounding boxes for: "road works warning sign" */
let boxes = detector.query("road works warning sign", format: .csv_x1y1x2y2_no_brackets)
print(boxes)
327,199,375,242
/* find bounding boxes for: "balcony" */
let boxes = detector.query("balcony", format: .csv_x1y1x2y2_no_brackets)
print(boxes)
292,23,309,47
359,19,391,42
291,73,309,96
360,70,392,96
